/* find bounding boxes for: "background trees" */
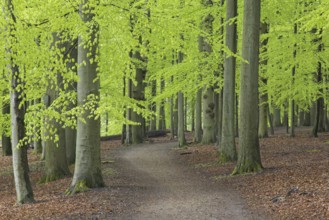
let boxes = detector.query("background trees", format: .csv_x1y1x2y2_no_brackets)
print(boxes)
0,0,328,204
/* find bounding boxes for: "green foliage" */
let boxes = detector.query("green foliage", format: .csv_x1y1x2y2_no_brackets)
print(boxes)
0,0,328,140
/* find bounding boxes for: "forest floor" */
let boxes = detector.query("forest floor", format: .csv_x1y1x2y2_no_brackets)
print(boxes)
0,127,327,219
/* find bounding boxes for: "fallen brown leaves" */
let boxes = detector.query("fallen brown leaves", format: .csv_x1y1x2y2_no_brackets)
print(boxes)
179,127,329,220
0,128,327,219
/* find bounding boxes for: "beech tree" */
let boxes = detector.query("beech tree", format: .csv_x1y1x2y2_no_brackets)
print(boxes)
233,0,263,174
67,0,104,194
220,0,238,162
5,0,34,204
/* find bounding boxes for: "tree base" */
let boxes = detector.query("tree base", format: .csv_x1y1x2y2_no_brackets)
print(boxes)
219,153,237,164
66,179,105,195
232,161,263,175
39,171,70,184
66,180,90,195
16,197,35,205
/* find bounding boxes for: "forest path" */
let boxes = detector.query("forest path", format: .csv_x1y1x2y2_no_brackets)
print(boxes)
110,142,265,220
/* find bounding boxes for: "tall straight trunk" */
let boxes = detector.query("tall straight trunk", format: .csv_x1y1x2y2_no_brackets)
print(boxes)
125,78,132,144
217,0,225,147
191,98,195,131
32,99,42,155
42,55,70,182
290,23,297,137
194,88,202,142
149,80,157,131
258,91,268,138
2,97,12,156
303,110,311,126
67,1,104,194
312,30,323,137
258,23,269,138
65,40,77,165
199,0,215,144
178,92,186,147
6,0,34,204
273,107,281,127
283,102,289,133
158,78,166,130
233,0,263,175
170,91,175,140
217,89,223,146
268,107,274,135
202,87,216,144
299,110,305,126
220,0,237,161
131,51,146,144
174,95,178,136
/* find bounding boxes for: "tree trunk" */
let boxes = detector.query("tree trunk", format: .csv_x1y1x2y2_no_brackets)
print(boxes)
178,92,186,147
67,1,104,194
149,80,157,131
268,107,274,135
170,92,175,140
233,0,263,175
303,110,311,126
312,31,323,137
42,47,70,182
64,40,77,165
273,107,281,127
2,97,12,156
131,51,146,144
220,0,237,162
258,92,269,138
194,88,202,142
202,87,216,144
217,89,223,147
158,78,166,130
125,78,132,145
299,110,305,127
6,0,34,204
11,71,34,204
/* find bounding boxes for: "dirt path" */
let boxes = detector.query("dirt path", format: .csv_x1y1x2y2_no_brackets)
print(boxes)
110,142,266,220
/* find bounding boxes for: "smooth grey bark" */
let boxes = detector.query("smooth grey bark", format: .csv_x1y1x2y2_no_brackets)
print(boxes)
258,92,268,138
32,99,42,155
199,0,215,144
131,51,146,144
178,92,186,147
268,107,274,135
273,107,281,127
64,40,77,165
233,0,263,174
6,0,34,204
312,30,324,137
299,110,305,126
2,97,12,156
157,78,166,130
220,0,237,161
125,78,132,144
42,47,70,182
67,1,104,194
217,90,223,147
149,80,157,131
170,92,175,140
194,88,202,142
290,23,297,137
11,71,34,204
303,110,311,126
258,23,269,139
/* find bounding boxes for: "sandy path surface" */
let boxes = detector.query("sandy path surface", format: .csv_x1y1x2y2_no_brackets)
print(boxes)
110,142,266,220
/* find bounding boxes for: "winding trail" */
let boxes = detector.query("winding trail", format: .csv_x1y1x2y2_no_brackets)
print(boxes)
111,142,265,220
